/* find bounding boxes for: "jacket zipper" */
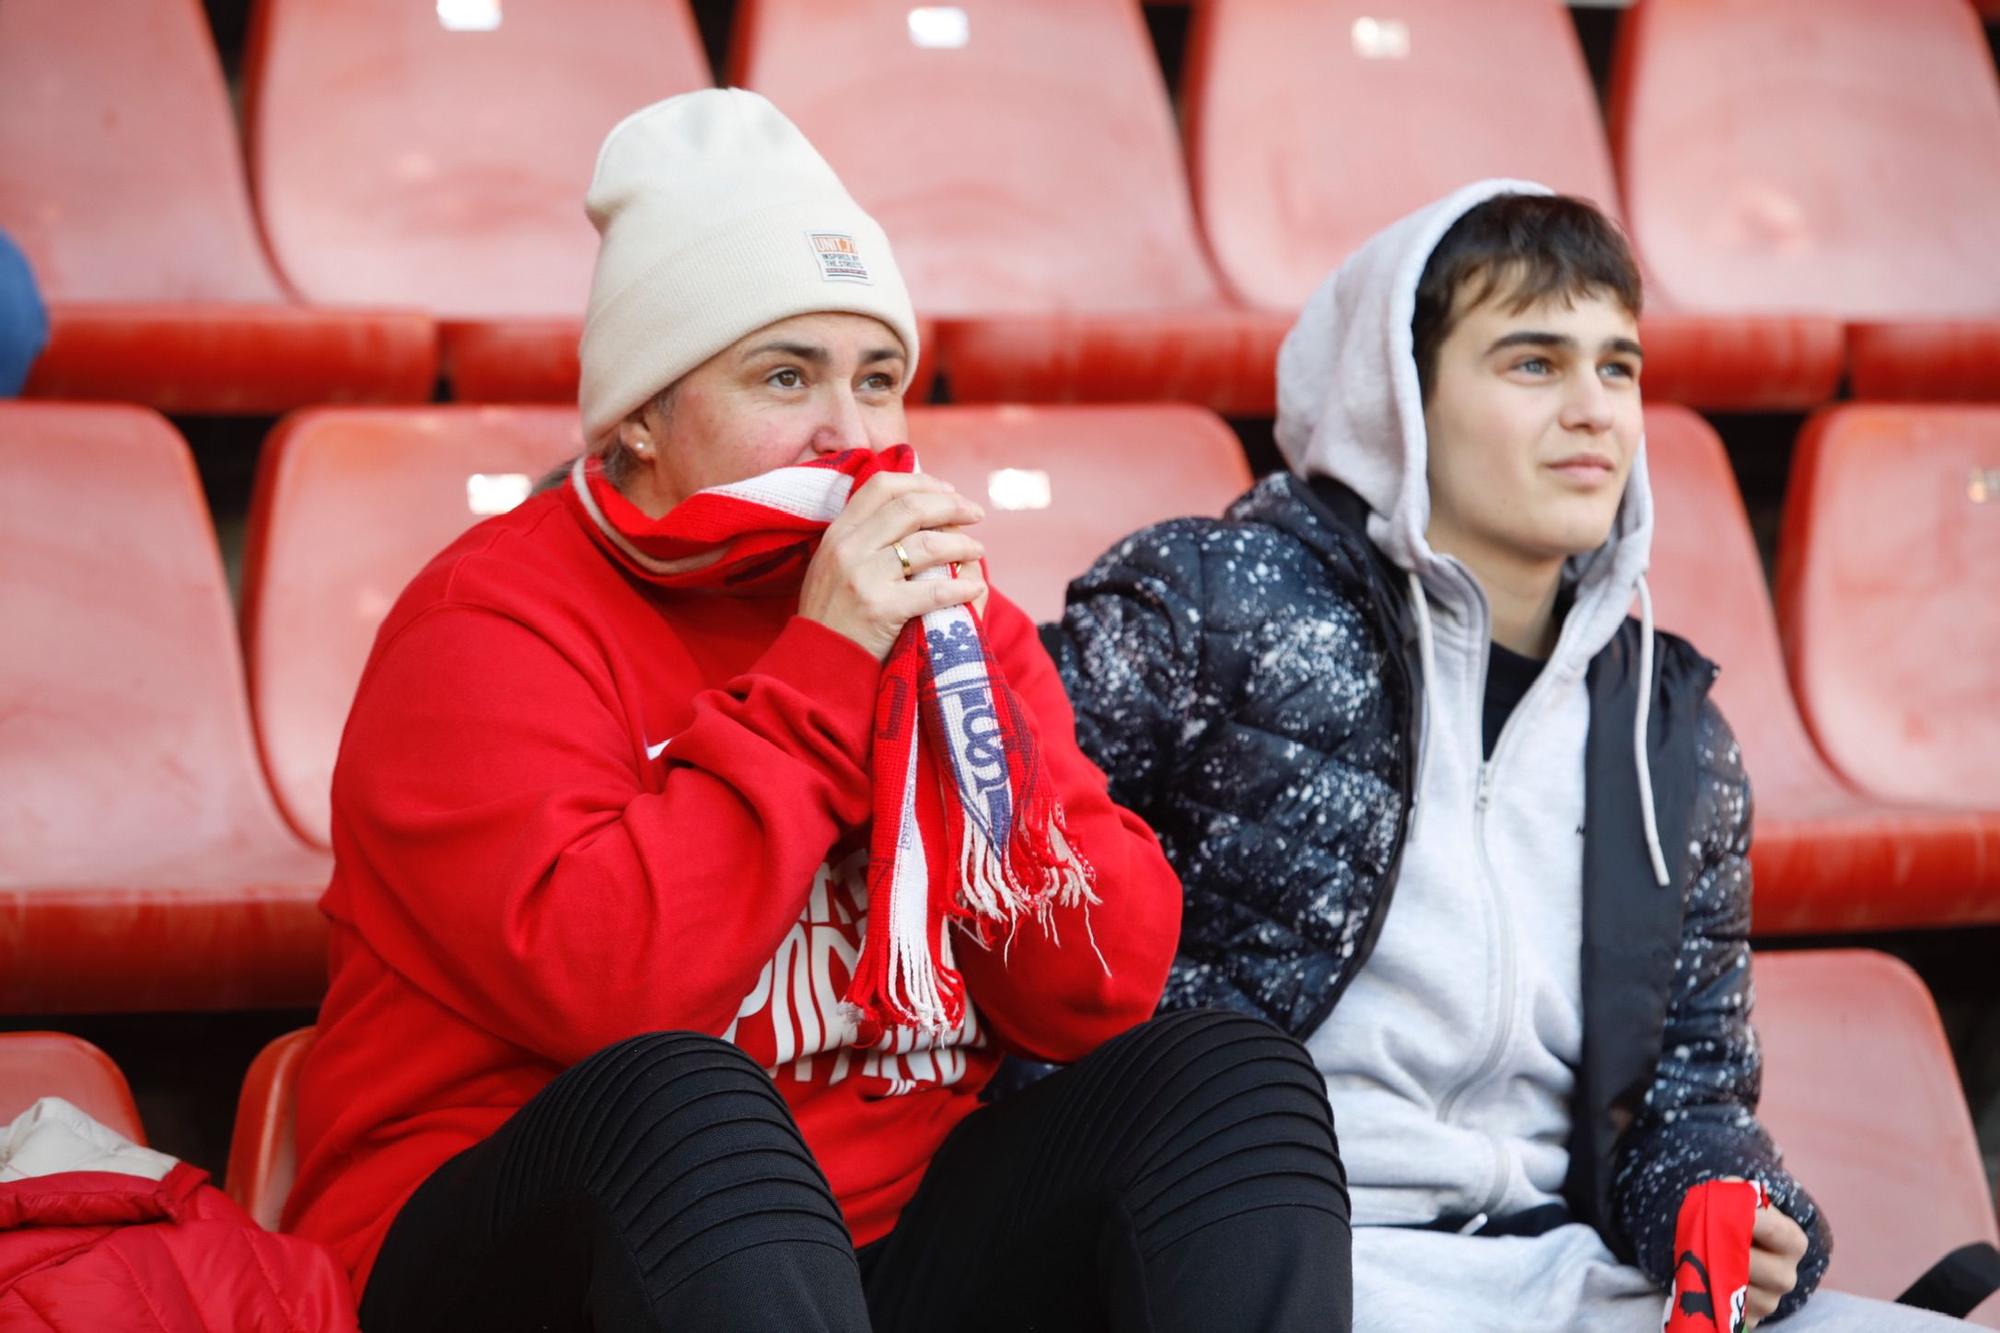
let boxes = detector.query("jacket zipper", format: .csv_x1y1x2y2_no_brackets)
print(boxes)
1433,646,1553,1148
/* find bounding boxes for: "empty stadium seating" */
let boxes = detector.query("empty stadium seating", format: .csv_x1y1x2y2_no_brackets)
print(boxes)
1778,405,2000,812
0,403,330,1012
1611,0,2000,402
226,1027,315,1230
1755,950,2000,1322
1643,405,2000,930
1181,0,1844,410
241,407,584,847
0,1032,146,1144
909,403,1254,622
243,0,710,402
730,0,1288,414
0,0,434,412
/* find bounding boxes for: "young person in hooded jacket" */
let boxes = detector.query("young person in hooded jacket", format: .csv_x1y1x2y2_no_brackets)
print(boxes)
281,89,1351,1333
1044,181,1968,1330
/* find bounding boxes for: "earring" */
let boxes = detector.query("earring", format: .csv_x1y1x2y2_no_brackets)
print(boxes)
629,439,651,458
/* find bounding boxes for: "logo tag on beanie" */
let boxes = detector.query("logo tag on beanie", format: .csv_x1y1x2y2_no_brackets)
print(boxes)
806,232,872,284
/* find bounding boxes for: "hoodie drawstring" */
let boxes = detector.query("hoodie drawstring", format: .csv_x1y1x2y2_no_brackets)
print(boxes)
1406,570,1439,830
1407,569,1671,889
1633,577,1671,887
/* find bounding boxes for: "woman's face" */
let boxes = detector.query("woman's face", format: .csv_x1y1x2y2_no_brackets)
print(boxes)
618,312,911,516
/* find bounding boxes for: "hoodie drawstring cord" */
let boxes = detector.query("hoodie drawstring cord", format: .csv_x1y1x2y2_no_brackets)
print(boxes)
1405,570,1439,836
1405,568,1670,888
1633,577,1671,887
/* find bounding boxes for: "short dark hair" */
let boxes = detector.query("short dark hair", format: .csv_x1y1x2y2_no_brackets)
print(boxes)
1410,194,1643,402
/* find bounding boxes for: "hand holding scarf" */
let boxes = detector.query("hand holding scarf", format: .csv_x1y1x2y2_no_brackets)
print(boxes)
568,445,1101,1040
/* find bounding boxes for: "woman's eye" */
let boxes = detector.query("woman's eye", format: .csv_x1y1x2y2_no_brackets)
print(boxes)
862,373,898,393
1515,357,1552,376
1602,361,1638,382
768,368,804,389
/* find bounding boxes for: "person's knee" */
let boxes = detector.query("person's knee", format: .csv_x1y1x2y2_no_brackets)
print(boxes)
1085,1011,1348,1263
519,1032,833,1223
547,1031,801,1150
574,1029,771,1090
1121,1010,1332,1122
1106,1011,1344,1194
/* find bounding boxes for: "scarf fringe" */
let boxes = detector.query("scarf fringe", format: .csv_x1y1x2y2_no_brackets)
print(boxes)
845,611,1101,1036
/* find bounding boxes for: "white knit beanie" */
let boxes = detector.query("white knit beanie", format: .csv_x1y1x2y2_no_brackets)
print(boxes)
578,89,920,444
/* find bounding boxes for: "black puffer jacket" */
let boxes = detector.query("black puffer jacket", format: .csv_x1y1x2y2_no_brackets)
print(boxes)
1043,471,1830,1317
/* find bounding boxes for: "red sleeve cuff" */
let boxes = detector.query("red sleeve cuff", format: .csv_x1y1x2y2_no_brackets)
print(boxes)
751,614,883,761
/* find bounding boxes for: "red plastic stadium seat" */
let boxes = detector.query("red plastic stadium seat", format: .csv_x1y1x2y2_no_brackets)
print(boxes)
0,0,434,412
0,1033,146,1144
939,310,1293,419
1189,0,1613,309
0,404,330,1012
1643,406,2000,930
1632,313,1843,414
731,0,1278,413
244,0,710,403
1182,0,1842,410
908,404,1252,623
1610,0,2000,401
242,408,584,847
226,1027,316,1230
1848,322,2000,404
1754,951,2000,1315
1778,406,2000,812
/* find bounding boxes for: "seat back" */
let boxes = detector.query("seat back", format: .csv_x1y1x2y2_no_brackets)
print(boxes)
242,407,584,846
1610,0,2000,318
1185,0,1616,309
731,0,1221,316
0,0,283,302
909,404,1251,623
0,1033,145,1144
245,0,710,319
1753,949,2000,1302
0,403,295,887
1777,405,2000,809
1641,406,1851,819
226,1027,317,1230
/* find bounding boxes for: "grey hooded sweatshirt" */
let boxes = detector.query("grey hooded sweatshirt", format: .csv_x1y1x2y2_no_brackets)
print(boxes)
1276,177,1668,1230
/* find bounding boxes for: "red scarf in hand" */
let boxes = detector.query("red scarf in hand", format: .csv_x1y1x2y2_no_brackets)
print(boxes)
1664,1179,1766,1332
566,445,1100,1039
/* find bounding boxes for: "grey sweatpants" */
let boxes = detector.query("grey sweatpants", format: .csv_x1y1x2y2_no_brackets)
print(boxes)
1353,1223,1970,1331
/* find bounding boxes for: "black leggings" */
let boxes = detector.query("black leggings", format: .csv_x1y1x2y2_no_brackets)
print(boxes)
360,1010,1352,1332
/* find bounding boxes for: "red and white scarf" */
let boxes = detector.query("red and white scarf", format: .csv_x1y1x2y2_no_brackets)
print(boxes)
566,445,1099,1039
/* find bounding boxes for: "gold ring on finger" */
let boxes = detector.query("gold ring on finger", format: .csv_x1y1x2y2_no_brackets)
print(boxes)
892,540,914,580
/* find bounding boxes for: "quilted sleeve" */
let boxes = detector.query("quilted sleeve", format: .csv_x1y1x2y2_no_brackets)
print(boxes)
1039,518,1229,819
1610,701,1831,1322
1046,510,1408,1036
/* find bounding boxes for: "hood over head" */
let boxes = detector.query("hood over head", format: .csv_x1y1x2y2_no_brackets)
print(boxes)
1272,180,1669,885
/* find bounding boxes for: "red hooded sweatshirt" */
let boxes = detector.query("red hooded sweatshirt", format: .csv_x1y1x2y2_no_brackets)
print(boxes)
283,476,1182,1296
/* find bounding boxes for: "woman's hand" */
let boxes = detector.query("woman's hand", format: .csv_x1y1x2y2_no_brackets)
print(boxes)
799,472,986,661
1742,1195,1808,1327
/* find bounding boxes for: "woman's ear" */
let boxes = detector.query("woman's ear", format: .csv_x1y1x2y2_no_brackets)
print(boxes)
615,412,653,458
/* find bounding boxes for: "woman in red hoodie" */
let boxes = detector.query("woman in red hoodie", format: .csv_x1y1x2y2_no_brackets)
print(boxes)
285,90,1350,1332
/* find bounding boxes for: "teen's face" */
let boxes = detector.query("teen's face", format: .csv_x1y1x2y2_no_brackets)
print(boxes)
1421,287,1643,572
623,312,909,512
